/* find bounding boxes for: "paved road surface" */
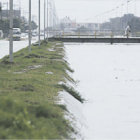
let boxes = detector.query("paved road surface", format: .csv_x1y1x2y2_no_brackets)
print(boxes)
0,38,37,59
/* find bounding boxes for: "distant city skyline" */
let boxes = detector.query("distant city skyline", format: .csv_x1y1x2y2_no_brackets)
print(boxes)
55,0,139,23
0,0,140,25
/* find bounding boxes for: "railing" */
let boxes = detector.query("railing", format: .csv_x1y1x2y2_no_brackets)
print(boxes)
47,29,140,38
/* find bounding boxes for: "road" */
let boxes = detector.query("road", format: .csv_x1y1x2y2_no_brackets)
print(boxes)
0,38,37,59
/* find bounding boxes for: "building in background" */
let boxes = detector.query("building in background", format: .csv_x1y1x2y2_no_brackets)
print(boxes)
0,2,21,20
77,23,100,30
1,9,21,19
60,16,100,31
60,16,76,29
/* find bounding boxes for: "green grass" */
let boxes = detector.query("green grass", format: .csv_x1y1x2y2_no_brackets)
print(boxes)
0,41,82,139
58,84,84,103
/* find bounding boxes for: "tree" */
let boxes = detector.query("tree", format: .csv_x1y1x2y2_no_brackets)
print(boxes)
31,21,38,30
0,16,38,37
101,14,140,35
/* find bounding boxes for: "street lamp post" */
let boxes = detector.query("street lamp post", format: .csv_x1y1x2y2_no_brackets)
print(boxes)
6,2,8,19
29,0,31,52
9,0,13,62
44,0,46,40
0,2,2,20
38,0,40,47
127,0,128,15
0,3,1,12
47,0,49,41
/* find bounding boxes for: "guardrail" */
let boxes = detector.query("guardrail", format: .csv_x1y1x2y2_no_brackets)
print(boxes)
47,29,140,39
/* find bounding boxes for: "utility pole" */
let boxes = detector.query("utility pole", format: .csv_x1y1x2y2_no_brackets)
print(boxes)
9,0,13,62
44,0,46,40
0,3,1,12
121,4,124,30
127,0,129,26
29,0,31,52
38,0,40,47
135,0,137,16
47,0,49,41
127,0,129,15
0,2,2,20
19,0,21,20
7,2,8,19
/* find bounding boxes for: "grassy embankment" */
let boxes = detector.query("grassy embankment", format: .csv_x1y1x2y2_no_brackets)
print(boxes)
0,41,84,139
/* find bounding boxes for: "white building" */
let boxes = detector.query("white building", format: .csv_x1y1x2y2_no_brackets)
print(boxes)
77,23,100,30
60,16,77,29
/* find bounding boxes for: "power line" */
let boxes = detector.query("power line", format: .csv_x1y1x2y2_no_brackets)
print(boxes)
85,0,136,23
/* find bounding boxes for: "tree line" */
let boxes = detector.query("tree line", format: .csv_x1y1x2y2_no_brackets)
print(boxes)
0,17,37,38
101,14,140,36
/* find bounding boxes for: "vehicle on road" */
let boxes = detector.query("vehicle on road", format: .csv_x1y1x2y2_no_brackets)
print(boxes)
13,28,21,41
21,33,28,40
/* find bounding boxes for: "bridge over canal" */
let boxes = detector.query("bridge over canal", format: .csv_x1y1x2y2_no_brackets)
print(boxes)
49,37,140,44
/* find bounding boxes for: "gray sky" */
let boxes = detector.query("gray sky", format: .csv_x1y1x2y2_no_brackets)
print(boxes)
0,0,140,24
54,0,139,22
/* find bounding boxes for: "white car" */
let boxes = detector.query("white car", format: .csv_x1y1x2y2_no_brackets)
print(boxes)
13,28,21,41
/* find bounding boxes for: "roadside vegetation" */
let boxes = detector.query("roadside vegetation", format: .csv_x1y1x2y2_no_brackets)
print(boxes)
0,17,37,38
0,41,83,139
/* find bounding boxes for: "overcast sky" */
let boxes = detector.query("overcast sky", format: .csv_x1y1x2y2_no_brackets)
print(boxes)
0,0,140,24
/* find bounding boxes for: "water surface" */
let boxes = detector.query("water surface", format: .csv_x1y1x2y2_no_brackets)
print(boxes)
65,43,140,140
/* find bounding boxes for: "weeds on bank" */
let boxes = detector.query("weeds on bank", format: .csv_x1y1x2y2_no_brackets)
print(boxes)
0,41,82,139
